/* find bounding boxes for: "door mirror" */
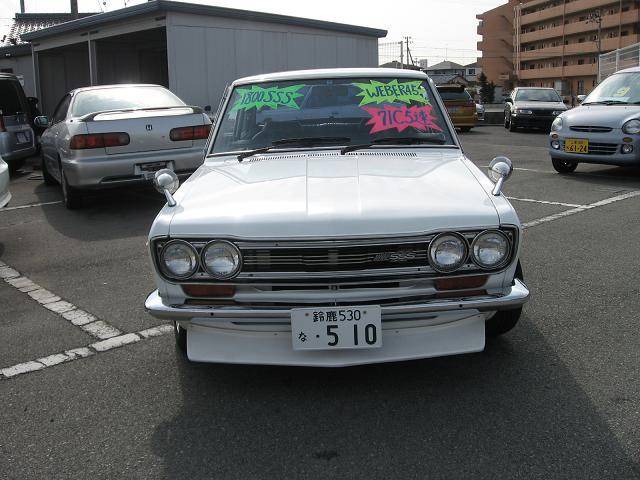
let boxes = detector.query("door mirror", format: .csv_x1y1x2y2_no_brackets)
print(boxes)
504,97,512,103
153,168,180,207
576,94,586,104
34,116,50,128
488,156,513,196
204,105,212,112
27,97,39,106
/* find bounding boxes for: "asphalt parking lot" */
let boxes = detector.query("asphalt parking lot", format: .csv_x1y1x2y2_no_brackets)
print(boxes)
1,125,639,479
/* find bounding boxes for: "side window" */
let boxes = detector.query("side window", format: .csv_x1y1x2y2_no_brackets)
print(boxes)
52,95,71,124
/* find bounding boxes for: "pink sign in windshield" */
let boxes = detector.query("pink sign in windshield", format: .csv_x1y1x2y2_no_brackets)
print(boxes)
362,105,443,134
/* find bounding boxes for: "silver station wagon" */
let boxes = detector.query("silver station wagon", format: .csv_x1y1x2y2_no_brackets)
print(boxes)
144,68,530,367
549,66,640,173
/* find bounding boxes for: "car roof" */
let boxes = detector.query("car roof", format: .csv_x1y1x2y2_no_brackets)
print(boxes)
70,83,164,94
515,87,557,90
233,68,428,86
615,66,640,74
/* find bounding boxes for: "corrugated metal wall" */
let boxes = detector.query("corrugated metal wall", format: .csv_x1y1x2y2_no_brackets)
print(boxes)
166,12,378,110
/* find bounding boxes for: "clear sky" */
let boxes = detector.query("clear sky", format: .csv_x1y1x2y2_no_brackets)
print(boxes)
1,0,507,66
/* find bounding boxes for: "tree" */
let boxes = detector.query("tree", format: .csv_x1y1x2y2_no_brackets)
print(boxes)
478,72,496,103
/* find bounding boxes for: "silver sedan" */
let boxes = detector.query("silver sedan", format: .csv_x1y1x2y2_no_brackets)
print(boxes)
37,84,211,208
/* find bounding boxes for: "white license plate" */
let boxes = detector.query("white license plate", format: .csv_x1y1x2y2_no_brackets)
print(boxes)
291,306,382,350
15,132,29,144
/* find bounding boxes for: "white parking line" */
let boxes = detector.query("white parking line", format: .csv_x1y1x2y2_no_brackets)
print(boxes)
508,196,584,208
0,325,173,379
0,261,123,340
523,190,640,229
0,200,62,212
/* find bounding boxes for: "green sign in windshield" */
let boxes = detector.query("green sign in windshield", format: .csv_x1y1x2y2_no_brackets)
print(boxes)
231,84,306,112
353,79,428,106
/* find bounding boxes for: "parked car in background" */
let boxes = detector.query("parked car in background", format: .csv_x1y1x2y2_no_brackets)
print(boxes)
504,87,567,131
36,84,211,209
436,84,477,132
476,103,485,122
549,66,640,173
0,155,11,207
144,68,529,367
0,73,37,174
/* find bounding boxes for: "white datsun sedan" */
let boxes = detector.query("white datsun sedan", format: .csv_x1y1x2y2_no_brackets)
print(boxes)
145,68,529,367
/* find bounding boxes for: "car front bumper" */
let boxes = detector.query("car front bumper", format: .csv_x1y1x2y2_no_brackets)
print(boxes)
144,279,529,366
62,147,205,188
512,114,556,128
549,131,640,166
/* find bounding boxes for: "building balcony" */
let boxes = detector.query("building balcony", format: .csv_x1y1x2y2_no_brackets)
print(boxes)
518,35,639,61
519,0,637,26
517,63,597,80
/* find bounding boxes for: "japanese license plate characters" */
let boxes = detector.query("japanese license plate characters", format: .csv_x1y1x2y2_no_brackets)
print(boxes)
353,79,428,106
564,138,588,153
291,306,382,351
231,84,306,112
362,105,443,134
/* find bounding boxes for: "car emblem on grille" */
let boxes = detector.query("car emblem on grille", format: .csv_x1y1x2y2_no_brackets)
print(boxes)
373,251,418,262
146,124,153,131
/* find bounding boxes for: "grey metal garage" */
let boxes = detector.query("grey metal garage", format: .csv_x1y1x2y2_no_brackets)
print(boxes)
21,0,386,116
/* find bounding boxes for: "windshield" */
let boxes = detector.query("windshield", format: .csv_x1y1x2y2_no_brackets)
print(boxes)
437,89,472,102
210,77,454,155
71,86,185,117
584,72,640,104
515,89,562,102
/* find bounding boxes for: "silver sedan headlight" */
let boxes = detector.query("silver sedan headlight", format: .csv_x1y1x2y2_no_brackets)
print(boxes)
551,116,563,132
515,108,533,115
622,119,640,135
202,240,242,279
160,240,199,279
471,231,510,269
428,233,468,272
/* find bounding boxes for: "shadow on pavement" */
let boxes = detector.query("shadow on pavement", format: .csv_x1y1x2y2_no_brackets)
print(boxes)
150,320,638,479
32,182,165,242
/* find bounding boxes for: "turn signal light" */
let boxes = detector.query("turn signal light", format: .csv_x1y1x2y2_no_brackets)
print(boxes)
435,275,488,291
182,284,236,298
170,124,211,141
70,132,130,149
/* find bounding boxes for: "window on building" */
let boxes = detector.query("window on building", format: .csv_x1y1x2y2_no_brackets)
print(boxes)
577,80,585,95
578,37,585,43
578,59,585,65
621,30,629,37
563,61,568,66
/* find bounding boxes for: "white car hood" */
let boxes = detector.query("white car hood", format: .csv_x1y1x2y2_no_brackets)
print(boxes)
561,104,640,128
167,150,500,238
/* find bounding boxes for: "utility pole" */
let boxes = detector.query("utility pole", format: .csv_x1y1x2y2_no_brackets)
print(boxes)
586,9,602,78
404,36,414,66
399,41,404,69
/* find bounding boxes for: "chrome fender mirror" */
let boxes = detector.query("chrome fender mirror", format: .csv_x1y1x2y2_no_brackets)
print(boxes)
153,169,179,207
488,156,513,196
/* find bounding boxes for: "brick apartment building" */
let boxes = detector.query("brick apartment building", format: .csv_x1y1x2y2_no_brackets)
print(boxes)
478,0,640,96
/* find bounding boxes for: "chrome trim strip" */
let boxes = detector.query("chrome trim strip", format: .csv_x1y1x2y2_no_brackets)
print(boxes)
144,279,529,321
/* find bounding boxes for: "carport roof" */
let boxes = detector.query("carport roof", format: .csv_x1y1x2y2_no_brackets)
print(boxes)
21,0,387,41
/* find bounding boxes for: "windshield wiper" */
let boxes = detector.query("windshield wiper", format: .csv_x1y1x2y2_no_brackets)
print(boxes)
340,135,447,155
237,137,352,162
272,136,351,146
582,100,629,105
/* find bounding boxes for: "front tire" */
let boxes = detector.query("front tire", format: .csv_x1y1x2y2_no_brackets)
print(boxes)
60,166,82,209
552,157,578,174
508,116,517,132
174,321,188,354
486,262,524,337
41,155,57,186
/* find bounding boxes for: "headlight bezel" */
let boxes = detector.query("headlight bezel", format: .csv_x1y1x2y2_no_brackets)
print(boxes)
428,232,469,273
201,240,243,280
551,116,563,131
622,119,640,135
470,230,512,270
159,239,200,280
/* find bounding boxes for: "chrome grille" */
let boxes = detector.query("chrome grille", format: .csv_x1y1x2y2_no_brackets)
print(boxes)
530,109,555,115
570,126,613,133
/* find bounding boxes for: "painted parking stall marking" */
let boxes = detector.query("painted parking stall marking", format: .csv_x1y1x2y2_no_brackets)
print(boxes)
0,260,123,340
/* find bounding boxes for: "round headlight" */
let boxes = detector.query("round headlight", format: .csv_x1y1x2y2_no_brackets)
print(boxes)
202,241,242,279
160,240,199,279
622,119,640,135
428,233,468,272
471,231,511,269
551,116,563,132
